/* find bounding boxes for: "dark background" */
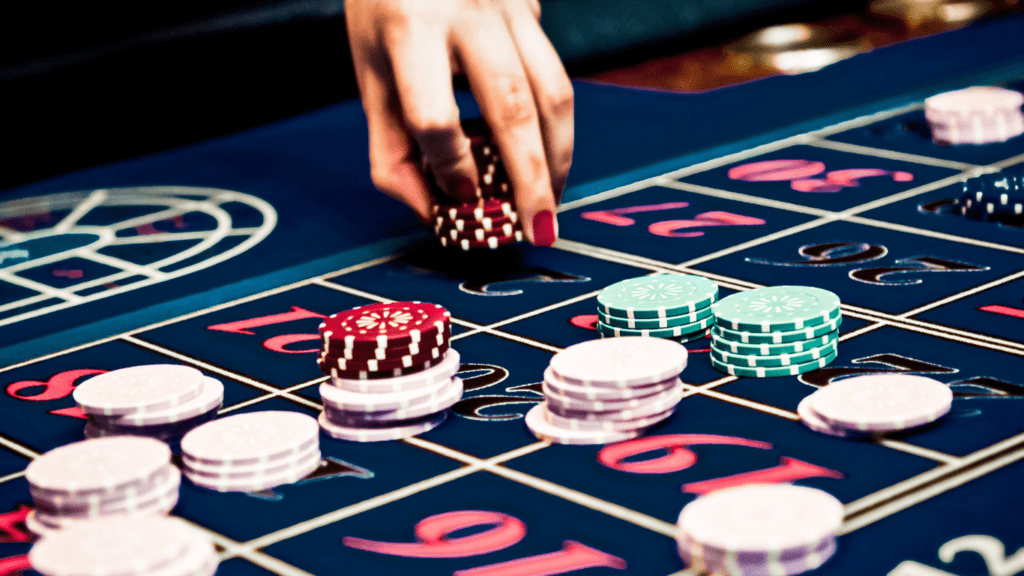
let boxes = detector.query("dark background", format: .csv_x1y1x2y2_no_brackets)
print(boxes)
1,0,866,191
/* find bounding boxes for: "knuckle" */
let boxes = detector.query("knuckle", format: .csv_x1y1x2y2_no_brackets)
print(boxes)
541,82,574,119
551,146,574,177
492,76,538,128
369,164,400,195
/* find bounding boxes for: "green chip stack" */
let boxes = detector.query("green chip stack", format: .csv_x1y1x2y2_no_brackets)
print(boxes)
709,286,841,378
596,274,719,344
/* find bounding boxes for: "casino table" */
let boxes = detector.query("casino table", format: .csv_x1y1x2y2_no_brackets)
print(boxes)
2,12,1024,576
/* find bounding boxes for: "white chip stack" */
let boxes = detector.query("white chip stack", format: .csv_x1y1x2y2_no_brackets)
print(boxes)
526,338,689,445
676,484,843,576
30,516,218,576
25,437,178,537
180,411,321,493
73,365,223,442
319,350,464,442
799,374,953,438
925,86,1024,145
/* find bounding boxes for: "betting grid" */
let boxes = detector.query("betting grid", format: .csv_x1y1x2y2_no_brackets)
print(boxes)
0,95,1022,576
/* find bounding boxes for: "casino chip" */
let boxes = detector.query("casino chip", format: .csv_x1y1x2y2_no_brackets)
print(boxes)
597,305,713,330
74,366,223,441
29,516,218,576
712,286,841,333
676,484,843,576
25,437,178,535
317,301,460,441
181,411,321,492
429,119,525,250
805,374,953,433
319,301,450,352
925,86,1024,145
598,274,719,320
954,168,1024,225
528,338,689,444
713,317,842,344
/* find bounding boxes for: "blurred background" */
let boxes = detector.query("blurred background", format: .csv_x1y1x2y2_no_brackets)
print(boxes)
2,0,1020,190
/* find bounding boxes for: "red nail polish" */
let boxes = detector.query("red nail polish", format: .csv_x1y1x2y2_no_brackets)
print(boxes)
532,210,557,247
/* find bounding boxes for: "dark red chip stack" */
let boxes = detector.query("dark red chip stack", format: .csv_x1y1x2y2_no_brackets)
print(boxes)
430,119,524,250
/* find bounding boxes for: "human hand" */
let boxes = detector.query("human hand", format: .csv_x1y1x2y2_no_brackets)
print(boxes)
345,0,573,246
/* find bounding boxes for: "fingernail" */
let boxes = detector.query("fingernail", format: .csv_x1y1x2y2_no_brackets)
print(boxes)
532,210,557,247
448,175,478,200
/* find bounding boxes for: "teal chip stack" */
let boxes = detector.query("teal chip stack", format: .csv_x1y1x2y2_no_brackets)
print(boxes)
596,274,719,343
710,286,841,378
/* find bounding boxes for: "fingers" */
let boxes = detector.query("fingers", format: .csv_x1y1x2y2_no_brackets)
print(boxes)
349,8,436,225
503,0,574,204
454,13,559,246
383,15,480,203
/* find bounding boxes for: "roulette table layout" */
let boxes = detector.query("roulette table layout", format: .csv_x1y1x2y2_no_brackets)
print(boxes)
2,14,1024,576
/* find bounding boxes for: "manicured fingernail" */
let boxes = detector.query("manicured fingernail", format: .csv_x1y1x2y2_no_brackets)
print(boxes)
448,175,478,200
532,210,557,247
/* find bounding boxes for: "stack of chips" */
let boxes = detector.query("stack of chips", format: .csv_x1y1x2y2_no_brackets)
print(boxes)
316,302,463,442
73,365,223,442
925,86,1024,145
30,516,218,576
24,437,179,537
798,373,953,438
431,119,524,251
954,165,1024,226
676,484,843,576
180,411,321,493
596,274,719,343
526,338,689,445
710,286,841,378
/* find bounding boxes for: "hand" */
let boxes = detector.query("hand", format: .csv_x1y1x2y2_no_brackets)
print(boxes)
346,0,573,246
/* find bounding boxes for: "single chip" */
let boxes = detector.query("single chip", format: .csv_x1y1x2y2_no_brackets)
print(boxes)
711,350,837,378
28,515,204,576
438,230,524,251
550,337,689,388
183,444,319,478
797,395,869,439
96,377,224,427
677,484,843,555
181,411,319,466
598,306,713,330
331,350,462,393
925,86,1024,145
524,404,641,446
542,403,675,432
319,354,440,380
321,324,450,356
674,329,712,344
543,368,678,402
318,341,448,373
678,530,836,575
73,365,205,416
713,286,841,333
809,374,953,432
598,274,718,319
434,212,518,234
327,378,463,423
546,384,685,422
711,331,837,356
435,220,522,242
27,437,171,497
319,302,450,350
596,316,713,339
711,341,838,368
712,316,842,344
85,409,219,442
318,410,447,442
33,465,181,519
432,197,515,221
185,450,321,493
319,376,456,413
